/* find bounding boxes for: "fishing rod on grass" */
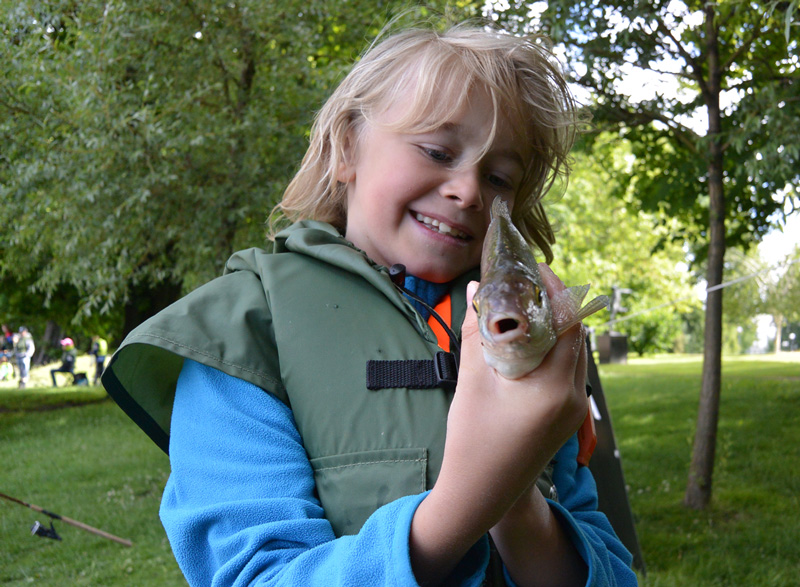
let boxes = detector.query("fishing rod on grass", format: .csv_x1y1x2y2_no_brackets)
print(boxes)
0,490,132,547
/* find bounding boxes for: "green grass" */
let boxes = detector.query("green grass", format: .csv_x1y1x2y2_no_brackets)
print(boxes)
600,353,800,586
1,360,185,586
2,353,798,585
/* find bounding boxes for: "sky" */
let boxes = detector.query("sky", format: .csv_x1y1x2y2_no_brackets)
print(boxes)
515,0,799,348
758,210,800,266
511,0,799,275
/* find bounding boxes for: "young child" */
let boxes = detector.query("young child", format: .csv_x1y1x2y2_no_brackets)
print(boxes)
0,354,13,381
50,337,77,387
103,23,636,586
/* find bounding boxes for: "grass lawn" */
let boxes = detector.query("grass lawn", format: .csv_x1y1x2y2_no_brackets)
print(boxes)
1,356,185,586
1,352,798,585
600,352,800,586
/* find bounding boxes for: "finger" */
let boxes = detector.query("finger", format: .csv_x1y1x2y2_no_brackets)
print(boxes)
538,322,584,379
537,263,565,298
466,280,478,308
459,282,483,365
573,326,588,391
461,281,480,339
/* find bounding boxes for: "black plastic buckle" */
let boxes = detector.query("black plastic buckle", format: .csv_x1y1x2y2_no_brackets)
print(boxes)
434,351,458,391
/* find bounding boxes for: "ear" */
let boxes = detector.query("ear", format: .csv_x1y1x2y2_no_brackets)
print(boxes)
335,129,357,183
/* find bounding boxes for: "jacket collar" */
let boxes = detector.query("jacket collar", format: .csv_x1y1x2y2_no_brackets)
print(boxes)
264,220,478,338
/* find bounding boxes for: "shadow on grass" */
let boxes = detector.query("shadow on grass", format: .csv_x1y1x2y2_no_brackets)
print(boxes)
0,386,111,413
1,389,185,585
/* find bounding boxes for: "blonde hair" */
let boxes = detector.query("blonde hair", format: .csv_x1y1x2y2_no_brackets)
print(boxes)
272,23,582,263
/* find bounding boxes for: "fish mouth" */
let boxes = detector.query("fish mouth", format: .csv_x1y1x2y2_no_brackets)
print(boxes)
486,312,528,342
413,212,470,240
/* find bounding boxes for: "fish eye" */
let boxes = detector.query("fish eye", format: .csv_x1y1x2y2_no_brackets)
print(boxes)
534,285,543,305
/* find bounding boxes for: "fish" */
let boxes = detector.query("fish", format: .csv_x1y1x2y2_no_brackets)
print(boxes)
473,196,609,379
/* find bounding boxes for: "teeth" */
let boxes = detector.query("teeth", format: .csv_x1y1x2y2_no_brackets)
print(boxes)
415,214,468,239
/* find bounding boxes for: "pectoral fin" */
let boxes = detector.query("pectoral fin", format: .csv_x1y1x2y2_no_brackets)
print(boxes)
574,294,610,322
552,286,609,337
551,284,588,330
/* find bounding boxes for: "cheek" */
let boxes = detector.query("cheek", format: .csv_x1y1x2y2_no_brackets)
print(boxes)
469,246,484,267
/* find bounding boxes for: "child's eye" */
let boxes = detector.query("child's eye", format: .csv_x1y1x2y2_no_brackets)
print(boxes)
422,147,452,163
487,173,514,191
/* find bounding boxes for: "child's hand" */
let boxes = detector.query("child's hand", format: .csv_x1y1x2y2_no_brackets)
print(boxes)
442,264,587,517
410,265,589,584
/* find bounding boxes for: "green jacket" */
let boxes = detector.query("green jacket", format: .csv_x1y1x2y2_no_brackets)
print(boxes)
104,220,476,533
15,333,34,357
104,220,556,543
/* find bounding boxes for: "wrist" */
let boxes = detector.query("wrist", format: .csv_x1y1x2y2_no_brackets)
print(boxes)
409,485,486,585
491,486,552,544
490,488,587,587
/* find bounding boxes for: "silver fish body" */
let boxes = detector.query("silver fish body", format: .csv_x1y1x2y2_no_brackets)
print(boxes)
473,197,609,379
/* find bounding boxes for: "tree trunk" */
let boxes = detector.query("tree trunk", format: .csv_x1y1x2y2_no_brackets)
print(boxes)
773,314,784,353
120,279,183,343
33,320,63,366
685,5,725,510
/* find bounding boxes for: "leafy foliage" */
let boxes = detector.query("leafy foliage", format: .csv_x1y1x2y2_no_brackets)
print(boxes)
0,1,480,337
766,245,800,323
549,137,700,355
488,0,800,508
492,0,800,258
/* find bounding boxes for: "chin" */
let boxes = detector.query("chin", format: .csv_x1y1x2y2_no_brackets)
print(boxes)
409,265,466,284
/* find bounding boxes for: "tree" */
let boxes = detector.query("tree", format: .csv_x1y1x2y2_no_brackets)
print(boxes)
763,246,800,351
0,1,482,340
548,136,700,354
0,273,111,364
489,0,800,509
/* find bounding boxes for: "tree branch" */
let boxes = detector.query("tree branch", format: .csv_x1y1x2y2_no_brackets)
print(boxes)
585,82,702,154
182,0,235,111
0,94,34,117
634,107,701,153
645,66,696,83
721,14,767,73
652,11,706,82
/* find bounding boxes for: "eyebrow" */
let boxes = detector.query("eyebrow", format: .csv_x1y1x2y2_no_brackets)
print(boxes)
433,123,526,168
492,148,526,168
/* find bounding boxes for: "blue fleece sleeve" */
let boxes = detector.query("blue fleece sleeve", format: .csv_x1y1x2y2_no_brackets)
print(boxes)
160,360,489,586
542,435,638,587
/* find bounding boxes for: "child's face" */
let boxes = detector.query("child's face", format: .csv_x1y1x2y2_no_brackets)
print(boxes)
341,90,528,283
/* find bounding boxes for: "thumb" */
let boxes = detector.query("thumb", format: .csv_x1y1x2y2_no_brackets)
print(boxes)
537,263,565,298
461,281,480,341
458,281,486,371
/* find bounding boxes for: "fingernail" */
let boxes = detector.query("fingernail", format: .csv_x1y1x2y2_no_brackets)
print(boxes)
467,281,478,301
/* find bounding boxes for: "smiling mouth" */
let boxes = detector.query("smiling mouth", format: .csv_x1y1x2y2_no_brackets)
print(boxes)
414,213,469,239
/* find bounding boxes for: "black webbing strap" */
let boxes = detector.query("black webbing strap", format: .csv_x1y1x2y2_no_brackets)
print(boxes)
366,351,458,391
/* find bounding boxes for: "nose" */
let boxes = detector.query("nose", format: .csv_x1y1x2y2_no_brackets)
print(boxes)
440,166,484,210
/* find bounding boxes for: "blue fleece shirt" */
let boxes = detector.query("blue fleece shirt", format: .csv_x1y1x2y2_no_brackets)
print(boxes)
160,360,636,586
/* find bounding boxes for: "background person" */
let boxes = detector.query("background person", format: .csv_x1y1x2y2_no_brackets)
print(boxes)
1,324,16,378
50,337,77,387
14,326,35,389
90,335,109,385
0,354,13,381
